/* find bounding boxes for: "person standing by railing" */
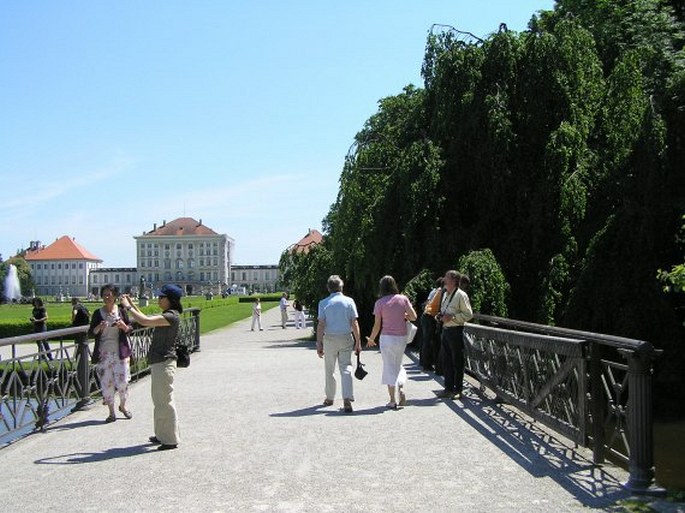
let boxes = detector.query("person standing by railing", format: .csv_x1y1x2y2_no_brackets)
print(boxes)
436,271,473,400
30,297,52,361
121,284,183,451
88,284,133,423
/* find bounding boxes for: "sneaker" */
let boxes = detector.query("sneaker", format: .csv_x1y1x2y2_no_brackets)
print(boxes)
322,398,334,406
343,399,353,413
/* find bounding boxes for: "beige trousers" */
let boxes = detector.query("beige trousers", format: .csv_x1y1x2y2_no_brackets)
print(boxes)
151,360,180,445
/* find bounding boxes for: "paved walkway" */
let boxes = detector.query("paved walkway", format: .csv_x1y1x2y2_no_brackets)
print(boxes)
0,307,676,512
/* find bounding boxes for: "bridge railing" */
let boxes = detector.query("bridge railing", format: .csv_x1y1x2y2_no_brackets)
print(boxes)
465,313,662,495
0,308,200,447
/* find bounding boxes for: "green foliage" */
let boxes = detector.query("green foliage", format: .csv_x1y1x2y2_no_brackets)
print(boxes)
457,249,509,317
658,215,685,295
284,0,685,413
402,269,436,307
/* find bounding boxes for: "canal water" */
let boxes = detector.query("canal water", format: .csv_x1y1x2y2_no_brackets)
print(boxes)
654,419,685,490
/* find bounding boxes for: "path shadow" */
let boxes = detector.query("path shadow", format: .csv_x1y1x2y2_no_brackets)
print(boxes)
270,405,329,417
443,386,628,508
263,340,315,350
403,349,629,508
46,419,104,432
34,443,154,465
270,404,388,418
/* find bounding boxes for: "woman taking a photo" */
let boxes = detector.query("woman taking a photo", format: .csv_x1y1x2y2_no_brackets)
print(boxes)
120,284,183,451
366,275,417,409
88,284,133,422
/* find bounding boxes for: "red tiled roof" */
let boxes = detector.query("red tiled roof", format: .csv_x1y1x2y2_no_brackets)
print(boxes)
289,229,323,254
145,217,218,236
25,236,102,262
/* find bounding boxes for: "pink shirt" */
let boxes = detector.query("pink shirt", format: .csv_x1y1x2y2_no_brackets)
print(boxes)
373,294,412,336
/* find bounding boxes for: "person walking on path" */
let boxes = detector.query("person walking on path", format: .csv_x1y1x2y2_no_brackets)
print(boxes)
88,284,133,422
293,299,306,329
436,271,473,400
251,298,263,331
280,292,289,329
366,275,418,409
121,284,184,451
316,275,361,413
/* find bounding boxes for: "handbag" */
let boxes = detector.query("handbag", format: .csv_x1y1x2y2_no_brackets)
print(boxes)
406,320,418,345
354,351,368,380
176,344,191,368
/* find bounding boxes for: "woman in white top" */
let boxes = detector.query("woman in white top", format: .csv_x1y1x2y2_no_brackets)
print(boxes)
251,298,263,331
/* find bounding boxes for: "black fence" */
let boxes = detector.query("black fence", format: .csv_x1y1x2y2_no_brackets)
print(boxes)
0,308,200,447
464,313,662,495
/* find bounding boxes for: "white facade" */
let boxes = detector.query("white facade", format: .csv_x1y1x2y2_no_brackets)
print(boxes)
134,218,235,296
231,265,281,294
88,268,138,296
29,259,98,298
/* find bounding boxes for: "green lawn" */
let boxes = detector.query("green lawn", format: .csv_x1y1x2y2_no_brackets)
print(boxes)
0,295,280,336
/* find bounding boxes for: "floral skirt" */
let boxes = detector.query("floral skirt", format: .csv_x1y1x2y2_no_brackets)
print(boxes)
96,351,131,406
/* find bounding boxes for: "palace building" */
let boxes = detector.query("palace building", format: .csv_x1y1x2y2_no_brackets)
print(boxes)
20,217,311,298
133,217,235,297
25,237,103,297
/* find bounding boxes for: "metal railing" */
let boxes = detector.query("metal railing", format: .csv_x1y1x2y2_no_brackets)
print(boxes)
464,313,662,495
0,308,200,447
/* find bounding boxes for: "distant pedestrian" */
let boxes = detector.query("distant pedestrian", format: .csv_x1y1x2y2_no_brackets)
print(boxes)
88,284,133,423
251,298,263,331
316,275,361,413
366,275,417,409
293,299,306,329
71,297,91,326
280,292,289,328
30,297,52,360
121,284,184,451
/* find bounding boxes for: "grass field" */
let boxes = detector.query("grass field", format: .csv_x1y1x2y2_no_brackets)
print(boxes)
0,295,279,335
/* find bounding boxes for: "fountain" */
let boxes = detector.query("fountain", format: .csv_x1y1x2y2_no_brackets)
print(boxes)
3,263,22,302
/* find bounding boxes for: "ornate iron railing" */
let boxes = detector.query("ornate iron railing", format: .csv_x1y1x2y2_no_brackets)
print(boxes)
464,314,662,495
0,308,200,447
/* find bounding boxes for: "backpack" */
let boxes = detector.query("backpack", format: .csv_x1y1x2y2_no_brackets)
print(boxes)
73,304,90,326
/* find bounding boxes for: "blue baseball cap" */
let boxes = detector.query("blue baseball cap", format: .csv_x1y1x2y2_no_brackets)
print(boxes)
159,284,183,300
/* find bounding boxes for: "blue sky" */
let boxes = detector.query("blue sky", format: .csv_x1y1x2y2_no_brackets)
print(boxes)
1,1,554,267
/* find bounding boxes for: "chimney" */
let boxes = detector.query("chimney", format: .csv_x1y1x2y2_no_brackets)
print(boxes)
163,220,166,226
153,223,157,231
199,219,202,225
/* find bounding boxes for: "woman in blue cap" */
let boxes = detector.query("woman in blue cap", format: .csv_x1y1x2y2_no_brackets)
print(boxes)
121,284,184,451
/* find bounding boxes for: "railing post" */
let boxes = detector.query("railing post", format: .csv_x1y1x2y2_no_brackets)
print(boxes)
620,347,665,495
71,331,94,411
589,342,605,464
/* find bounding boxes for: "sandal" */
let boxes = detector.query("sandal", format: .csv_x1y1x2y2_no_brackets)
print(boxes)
386,402,398,410
398,391,407,406
105,414,116,423
118,406,133,419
